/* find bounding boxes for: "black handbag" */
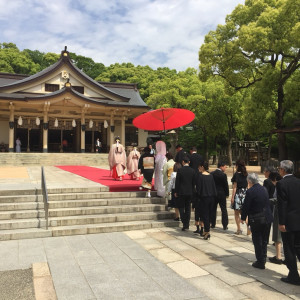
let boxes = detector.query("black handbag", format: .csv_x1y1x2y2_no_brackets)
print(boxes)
248,210,267,232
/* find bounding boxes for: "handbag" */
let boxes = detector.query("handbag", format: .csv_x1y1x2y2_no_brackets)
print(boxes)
248,209,267,232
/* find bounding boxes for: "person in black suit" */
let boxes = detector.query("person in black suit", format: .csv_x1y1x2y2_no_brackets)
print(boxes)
211,162,229,230
241,173,273,269
263,166,276,199
189,146,204,234
175,156,196,231
195,161,217,240
277,160,300,285
263,166,276,242
174,145,188,166
189,147,203,172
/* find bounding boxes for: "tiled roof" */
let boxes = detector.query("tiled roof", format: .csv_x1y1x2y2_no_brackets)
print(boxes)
0,49,148,108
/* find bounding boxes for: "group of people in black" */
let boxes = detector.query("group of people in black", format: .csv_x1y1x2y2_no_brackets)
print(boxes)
240,161,300,286
172,145,229,241
171,145,300,286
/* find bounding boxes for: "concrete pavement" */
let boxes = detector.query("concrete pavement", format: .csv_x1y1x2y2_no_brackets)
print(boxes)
0,226,299,299
0,166,299,299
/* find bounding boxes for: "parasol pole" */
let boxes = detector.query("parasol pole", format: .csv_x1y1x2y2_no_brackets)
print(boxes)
161,108,166,134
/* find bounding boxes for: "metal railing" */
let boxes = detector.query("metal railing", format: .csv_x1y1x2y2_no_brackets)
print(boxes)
41,166,49,230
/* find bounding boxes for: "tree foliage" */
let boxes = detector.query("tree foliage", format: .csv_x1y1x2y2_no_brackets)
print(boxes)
199,0,300,159
0,30,299,161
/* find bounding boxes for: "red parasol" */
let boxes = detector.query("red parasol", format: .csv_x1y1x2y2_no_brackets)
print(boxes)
132,108,195,131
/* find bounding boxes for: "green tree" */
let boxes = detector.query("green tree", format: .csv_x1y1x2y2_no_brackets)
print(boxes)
69,53,105,79
199,0,300,160
23,49,60,71
0,43,40,74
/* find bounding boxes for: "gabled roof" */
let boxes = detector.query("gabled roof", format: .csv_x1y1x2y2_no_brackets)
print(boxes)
0,48,148,108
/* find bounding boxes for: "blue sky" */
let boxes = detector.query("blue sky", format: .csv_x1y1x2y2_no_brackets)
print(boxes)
0,0,245,71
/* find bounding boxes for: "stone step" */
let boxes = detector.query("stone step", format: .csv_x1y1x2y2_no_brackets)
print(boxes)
0,202,44,211
0,195,42,204
47,191,156,200
49,211,174,227
51,219,180,237
0,213,236,240
0,189,40,197
0,210,45,220
0,219,179,240
0,153,109,166
0,228,52,241
0,218,46,230
48,197,165,209
48,204,167,218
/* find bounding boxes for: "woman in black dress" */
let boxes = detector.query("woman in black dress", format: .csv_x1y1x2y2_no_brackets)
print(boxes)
195,161,217,240
231,159,248,235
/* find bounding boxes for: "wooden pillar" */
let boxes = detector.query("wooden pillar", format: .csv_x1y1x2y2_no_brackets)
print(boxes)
81,114,85,153
121,115,125,147
91,126,95,153
8,102,14,152
43,102,50,153
109,114,115,148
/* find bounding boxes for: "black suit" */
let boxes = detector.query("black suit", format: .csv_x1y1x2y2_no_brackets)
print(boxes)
211,168,229,229
175,149,188,165
277,175,300,282
263,177,275,243
175,165,195,229
189,152,204,172
241,183,273,265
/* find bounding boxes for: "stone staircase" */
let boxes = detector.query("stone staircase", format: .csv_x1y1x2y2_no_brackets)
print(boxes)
0,186,179,241
0,184,236,240
0,153,108,166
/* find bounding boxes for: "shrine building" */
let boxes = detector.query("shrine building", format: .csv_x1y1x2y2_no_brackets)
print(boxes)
0,47,149,153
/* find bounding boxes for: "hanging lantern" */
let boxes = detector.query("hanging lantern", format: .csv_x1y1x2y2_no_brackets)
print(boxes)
18,116,23,126
89,120,93,128
54,118,58,127
104,120,108,128
36,117,40,126
72,119,76,127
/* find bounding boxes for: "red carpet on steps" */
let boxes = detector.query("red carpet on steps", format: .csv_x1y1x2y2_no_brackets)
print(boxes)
56,166,152,192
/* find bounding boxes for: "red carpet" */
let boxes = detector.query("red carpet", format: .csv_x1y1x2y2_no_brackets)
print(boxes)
56,166,151,192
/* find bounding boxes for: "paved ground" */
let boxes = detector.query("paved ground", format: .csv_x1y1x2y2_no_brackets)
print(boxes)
0,165,299,300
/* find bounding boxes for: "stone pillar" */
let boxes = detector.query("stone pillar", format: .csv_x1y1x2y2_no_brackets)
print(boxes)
8,103,14,152
138,128,148,147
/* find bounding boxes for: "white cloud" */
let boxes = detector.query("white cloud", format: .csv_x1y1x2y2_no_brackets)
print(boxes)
0,0,245,71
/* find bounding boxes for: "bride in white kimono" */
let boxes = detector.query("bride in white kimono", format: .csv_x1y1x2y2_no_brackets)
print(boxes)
154,141,167,197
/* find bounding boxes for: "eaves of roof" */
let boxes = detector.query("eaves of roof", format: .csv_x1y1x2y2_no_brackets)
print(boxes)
0,86,148,108
0,50,130,102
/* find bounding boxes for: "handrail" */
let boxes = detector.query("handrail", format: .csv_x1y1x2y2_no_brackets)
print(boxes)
41,166,49,230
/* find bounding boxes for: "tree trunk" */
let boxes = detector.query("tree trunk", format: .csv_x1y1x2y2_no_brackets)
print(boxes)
278,132,287,161
227,136,233,166
267,133,272,161
276,85,288,160
203,133,209,161
212,136,217,165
